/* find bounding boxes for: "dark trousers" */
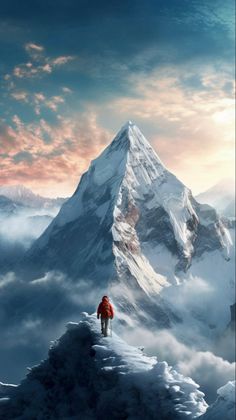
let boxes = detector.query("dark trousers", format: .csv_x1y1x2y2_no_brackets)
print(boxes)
101,317,110,336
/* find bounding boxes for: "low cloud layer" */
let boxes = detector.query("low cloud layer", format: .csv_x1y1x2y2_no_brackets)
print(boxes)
0,271,102,383
122,327,235,404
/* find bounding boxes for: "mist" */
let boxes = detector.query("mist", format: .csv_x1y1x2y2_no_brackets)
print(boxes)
121,326,235,404
0,271,105,384
0,207,59,271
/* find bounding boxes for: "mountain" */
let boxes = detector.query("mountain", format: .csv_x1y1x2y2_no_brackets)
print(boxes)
196,179,235,218
201,381,235,420
0,195,24,217
19,122,232,327
0,314,208,420
0,185,67,210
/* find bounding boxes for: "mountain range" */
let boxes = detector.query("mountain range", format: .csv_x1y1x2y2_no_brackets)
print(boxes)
0,185,67,211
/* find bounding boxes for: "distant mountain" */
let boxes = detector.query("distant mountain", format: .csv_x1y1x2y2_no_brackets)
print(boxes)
0,185,67,210
196,179,235,218
0,195,24,217
0,314,208,420
19,122,232,328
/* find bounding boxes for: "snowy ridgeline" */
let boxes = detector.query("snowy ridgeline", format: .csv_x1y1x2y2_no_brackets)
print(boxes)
0,314,208,419
0,314,234,420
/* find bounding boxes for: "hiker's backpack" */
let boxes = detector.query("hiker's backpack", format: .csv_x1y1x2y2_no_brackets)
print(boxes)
101,302,112,318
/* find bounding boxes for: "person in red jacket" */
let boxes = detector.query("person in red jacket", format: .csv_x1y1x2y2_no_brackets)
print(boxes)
97,295,114,337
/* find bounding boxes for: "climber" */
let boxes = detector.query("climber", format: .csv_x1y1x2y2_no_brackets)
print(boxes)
97,296,114,337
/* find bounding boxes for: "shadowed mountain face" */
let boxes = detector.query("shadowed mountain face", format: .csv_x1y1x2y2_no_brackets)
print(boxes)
17,122,232,326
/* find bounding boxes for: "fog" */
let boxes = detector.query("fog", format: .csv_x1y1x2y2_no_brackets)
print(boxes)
0,206,59,246
0,271,102,383
121,326,235,404
0,207,58,271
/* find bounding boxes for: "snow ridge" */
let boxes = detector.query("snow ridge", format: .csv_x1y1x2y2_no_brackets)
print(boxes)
0,314,208,419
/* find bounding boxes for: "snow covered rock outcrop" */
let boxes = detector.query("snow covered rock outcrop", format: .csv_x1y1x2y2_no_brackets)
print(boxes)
200,381,235,420
0,314,208,420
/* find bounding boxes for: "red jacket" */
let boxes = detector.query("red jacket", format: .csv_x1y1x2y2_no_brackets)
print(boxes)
97,296,114,319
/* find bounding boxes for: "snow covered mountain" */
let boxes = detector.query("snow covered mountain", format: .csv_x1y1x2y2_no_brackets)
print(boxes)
0,314,208,420
196,179,235,218
19,122,232,327
0,185,66,210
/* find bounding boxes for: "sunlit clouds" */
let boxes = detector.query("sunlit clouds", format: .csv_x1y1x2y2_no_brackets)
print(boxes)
0,12,234,199
101,68,235,194
4,42,75,81
0,112,111,197
1,63,235,197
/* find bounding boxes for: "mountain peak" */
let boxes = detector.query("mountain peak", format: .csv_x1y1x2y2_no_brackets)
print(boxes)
113,121,158,157
118,120,135,135
121,120,134,129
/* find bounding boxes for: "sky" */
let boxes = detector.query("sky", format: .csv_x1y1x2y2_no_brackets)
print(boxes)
0,0,235,198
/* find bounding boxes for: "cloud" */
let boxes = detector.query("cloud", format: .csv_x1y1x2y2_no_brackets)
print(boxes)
11,90,65,115
122,327,235,404
25,42,44,53
0,270,102,383
0,112,111,197
44,95,64,112
62,86,72,93
10,91,28,102
7,43,75,81
51,56,74,66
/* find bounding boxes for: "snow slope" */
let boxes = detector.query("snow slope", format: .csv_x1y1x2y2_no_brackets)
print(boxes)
201,381,235,420
0,314,208,420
